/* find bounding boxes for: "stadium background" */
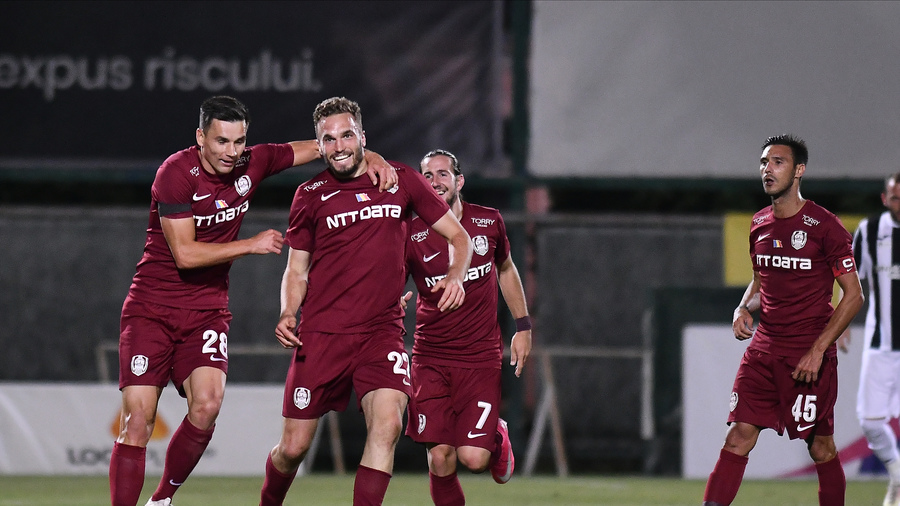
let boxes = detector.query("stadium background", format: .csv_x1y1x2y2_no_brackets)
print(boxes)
1,0,897,478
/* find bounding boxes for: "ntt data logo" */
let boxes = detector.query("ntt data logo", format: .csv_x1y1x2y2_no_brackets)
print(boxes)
0,47,322,101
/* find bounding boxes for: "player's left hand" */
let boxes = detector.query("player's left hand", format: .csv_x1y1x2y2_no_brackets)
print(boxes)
275,314,302,348
510,330,532,377
363,150,398,191
431,276,465,312
792,349,824,383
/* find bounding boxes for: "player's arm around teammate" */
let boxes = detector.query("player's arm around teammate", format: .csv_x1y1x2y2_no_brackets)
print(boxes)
427,210,472,312
288,139,399,193
160,140,395,270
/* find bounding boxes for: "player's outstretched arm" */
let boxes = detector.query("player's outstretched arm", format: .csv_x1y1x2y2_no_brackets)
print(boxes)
429,210,473,312
161,216,283,270
276,248,310,349
499,257,532,377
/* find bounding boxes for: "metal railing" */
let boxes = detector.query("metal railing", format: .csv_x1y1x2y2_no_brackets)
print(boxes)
96,337,654,477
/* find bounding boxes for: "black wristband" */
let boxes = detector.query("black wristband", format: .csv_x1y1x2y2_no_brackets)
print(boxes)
515,316,532,332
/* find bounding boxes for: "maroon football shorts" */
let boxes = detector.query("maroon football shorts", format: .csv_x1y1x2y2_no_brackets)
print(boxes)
405,361,502,451
119,297,231,396
727,348,837,440
281,327,412,419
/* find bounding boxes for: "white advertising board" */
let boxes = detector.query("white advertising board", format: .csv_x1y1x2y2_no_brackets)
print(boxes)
0,383,285,475
683,323,880,479
530,1,900,179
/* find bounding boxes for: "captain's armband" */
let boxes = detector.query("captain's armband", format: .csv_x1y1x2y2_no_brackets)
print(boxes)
833,255,856,277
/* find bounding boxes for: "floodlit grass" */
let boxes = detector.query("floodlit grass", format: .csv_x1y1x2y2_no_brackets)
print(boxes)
0,473,888,505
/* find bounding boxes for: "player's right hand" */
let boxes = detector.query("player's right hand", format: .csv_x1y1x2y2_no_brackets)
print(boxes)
250,229,285,255
432,276,465,312
732,307,754,340
363,150,398,192
275,314,302,348
400,291,412,310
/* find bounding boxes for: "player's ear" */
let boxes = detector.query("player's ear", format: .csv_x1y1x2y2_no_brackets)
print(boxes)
360,130,366,148
195,128,204,147
456,174,465,192
795,163,806,179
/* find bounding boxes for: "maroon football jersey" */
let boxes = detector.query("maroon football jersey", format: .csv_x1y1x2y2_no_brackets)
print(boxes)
406,202,510,368
747,200,856,359
126,143,295,309
286,162,449,333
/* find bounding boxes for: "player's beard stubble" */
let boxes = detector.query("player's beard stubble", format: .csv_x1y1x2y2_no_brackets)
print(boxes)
327,145,365,180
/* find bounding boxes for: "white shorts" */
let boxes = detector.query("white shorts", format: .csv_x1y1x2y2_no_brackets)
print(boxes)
857,348,900,420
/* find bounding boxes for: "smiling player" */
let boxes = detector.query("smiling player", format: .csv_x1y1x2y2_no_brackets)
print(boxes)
259,98,473,506
110,95,396,506
402,149,532,505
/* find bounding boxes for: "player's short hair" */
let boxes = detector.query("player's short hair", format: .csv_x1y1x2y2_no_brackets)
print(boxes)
885,171,900,190
421,149,461,176
762,134,808,166
313,97,363,130
199,96,250,133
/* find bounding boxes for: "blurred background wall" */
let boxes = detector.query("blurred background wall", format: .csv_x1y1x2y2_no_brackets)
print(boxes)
1,0,894,475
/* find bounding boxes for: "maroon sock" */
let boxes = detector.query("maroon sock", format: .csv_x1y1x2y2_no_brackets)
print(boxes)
109,442,146,506
353,465,392,506
429,472,465,506
815,454,846,506
260,452,298,506
703,449,748,505
150,416,214,501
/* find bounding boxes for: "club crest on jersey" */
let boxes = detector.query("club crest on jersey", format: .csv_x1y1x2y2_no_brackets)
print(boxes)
729,392,738,412
293,387,311,410
131,355,148,376
473,235,489,256
418,414,426,434
234,175,252,196
791,230,807,250
190,166,200,177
